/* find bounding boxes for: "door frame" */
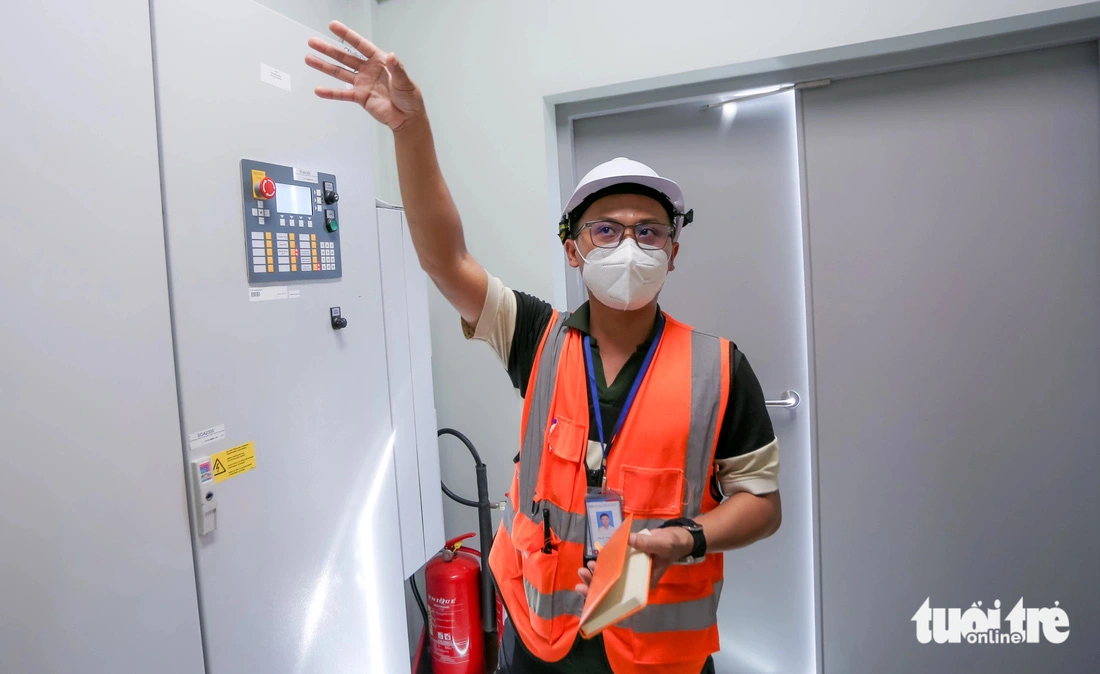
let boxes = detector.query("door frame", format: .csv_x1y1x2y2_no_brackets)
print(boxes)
545,13,1100,674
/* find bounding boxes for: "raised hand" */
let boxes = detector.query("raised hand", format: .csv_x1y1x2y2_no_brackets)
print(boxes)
305,21,423,131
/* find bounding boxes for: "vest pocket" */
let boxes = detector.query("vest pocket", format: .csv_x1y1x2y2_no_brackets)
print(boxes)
522,548,565,643
534,415,586,510
620,465,685,518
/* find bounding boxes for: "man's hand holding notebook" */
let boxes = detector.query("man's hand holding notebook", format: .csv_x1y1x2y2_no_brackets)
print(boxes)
574,515,654,638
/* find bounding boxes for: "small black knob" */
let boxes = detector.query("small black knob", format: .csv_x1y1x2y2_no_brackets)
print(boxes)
330,306,347,330
324,190,339,205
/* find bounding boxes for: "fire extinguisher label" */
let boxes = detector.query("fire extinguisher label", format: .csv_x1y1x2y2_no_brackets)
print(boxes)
429,600,474,664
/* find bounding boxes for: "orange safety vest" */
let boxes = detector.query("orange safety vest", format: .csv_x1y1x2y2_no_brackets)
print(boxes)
488,310,731,674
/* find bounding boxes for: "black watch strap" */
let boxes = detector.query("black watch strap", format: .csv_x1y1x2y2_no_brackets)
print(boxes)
658,517,707,559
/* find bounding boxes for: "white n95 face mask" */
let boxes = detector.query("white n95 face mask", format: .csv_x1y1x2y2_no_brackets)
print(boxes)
577,238,670,311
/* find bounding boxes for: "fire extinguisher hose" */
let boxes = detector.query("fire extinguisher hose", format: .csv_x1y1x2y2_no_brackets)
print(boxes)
437,427,497,637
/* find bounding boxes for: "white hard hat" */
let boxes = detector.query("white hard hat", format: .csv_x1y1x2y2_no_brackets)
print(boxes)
558,157,693,243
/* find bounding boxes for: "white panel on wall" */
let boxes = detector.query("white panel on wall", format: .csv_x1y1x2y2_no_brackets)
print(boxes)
378,205,446,577
379,206,431,577
401,211,446,562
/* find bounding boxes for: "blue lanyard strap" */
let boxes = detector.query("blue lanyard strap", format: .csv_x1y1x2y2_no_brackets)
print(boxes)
582,313,666,466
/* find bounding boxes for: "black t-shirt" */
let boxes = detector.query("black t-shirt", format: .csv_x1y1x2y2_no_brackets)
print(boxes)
506,291,774,494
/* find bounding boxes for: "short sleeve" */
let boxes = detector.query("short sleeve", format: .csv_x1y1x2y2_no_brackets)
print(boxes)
712,348,780,497
461,274,516,368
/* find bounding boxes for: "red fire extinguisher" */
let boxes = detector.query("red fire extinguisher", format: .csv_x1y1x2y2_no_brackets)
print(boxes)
425,533,485,674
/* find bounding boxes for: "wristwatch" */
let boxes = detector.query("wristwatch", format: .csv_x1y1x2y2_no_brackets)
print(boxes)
659,517,707,564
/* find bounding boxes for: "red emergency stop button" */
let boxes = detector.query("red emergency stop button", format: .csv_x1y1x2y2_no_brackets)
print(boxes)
254,177,276,200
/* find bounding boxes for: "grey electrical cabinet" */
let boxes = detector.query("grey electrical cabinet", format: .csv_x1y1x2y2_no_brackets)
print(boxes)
149,0,439,671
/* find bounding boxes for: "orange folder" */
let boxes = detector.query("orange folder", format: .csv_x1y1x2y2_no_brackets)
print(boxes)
579,515,653,638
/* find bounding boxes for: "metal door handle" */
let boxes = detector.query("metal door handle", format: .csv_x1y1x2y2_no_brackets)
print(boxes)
765,390,800,409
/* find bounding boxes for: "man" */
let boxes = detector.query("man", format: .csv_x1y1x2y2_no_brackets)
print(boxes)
597,513,613,531
307,22,781,674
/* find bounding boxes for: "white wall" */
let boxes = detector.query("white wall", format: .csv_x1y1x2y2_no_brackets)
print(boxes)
369,0,1100,544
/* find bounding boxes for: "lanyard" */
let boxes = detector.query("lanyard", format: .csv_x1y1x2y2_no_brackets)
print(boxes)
582,313,665,487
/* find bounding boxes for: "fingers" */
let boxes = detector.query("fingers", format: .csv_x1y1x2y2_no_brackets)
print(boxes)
305,54,355,85
314,87,358,102
306,37,365,71
630,532,659,554
649,561,671,590
328,21,381,60
575,583,589,598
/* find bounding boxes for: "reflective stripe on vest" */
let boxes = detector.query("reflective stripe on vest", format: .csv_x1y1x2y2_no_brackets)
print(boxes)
525,579,584,620
684,330,725,519
502,497,514,536
503,493,587,547
627,580,724,633
516,313,569,523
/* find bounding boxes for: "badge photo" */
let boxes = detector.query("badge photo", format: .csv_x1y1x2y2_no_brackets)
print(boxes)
586,493,624,556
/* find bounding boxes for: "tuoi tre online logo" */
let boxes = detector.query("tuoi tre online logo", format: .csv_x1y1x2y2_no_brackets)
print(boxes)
912,598,1069,645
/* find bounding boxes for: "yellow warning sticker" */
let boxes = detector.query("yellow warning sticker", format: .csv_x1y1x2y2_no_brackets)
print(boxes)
211,441,256,484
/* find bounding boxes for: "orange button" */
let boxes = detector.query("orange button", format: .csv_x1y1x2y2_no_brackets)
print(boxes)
266,256,273,265
267,264,274,273
312,256,318,264
314,264,320,271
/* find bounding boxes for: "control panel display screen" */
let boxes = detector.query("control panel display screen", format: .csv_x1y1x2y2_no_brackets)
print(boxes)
276,183,312,215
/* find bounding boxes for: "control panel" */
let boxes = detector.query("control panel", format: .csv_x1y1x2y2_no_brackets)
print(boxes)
240,159,342,283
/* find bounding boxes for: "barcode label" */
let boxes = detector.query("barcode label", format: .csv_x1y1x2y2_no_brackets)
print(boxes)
249,286,289,302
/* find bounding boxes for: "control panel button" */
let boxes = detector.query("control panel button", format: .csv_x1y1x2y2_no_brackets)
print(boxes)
324,208,338,232
323,180,339,205
254,177,276,200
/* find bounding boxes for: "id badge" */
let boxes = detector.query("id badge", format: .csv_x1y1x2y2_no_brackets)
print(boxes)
585,488,624,558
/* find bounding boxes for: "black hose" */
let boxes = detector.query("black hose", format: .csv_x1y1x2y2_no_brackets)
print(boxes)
408,574,431,674
437,427,497,636
442,483,480,509
409,573,428,625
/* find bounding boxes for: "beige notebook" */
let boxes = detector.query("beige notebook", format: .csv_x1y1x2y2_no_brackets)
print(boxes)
579,515,652,638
